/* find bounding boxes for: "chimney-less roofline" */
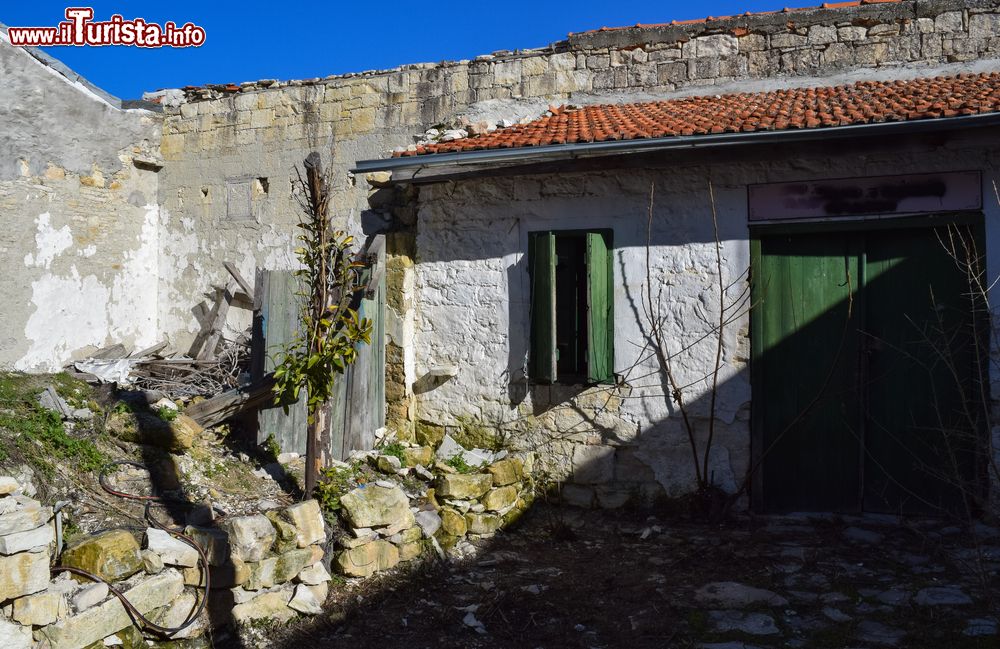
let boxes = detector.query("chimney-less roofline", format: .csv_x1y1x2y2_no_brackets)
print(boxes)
352,112,1000,179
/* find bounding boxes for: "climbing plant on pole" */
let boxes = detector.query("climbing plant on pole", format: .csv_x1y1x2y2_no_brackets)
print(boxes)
273,152,372,496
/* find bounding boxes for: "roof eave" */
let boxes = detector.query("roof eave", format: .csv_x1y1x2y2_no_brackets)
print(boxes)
352,112,1000,180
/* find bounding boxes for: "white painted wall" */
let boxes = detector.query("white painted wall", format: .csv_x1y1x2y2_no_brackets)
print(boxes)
408,130,1000,506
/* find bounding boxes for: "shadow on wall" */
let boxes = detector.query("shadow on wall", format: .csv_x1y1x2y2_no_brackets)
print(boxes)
404,205,990,517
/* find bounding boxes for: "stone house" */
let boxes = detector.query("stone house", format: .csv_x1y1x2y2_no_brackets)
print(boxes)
354,73,1000,514
5,0,1000,512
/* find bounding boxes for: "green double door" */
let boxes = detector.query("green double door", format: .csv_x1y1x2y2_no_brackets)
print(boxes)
751,220,987,514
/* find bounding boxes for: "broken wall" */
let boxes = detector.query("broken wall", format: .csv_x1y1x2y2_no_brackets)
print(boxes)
0,33,162,371
155,0,1000,355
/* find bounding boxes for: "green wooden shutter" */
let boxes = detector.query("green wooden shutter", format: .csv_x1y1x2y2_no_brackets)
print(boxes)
530,232,557,383
586,231,613,383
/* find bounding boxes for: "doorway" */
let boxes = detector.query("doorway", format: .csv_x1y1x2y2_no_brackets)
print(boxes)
750,217,988,515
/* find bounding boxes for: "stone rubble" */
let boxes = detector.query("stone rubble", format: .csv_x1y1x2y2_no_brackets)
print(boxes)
0,474,333,647
331,437,534,579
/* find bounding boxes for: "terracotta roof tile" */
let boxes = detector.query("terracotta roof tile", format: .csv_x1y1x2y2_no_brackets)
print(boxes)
396,72,1000,158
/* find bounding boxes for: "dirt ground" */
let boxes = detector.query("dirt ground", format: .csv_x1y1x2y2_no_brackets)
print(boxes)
264,503,999,649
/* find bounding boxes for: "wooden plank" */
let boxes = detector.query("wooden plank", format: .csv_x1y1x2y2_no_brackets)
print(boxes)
223,261,255,299
130,341,169,358
197,280,236,360
91,344,128,360
256,271,308,453
185,375,276,428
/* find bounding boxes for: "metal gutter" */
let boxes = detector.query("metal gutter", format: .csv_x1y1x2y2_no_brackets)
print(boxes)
352,112,1000,176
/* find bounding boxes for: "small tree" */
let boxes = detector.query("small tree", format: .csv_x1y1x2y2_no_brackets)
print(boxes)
273,152,372,496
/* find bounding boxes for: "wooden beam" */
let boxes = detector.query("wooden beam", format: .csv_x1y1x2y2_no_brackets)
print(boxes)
197,280,235,360
184,375,276,428
223,261,255,300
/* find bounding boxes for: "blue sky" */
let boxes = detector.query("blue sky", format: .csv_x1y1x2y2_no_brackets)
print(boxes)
3,1,793,99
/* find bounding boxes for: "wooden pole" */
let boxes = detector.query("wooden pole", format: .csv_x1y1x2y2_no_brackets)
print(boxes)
303,152,326,498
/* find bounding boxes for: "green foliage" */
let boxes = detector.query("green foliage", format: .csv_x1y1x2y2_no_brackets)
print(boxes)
315,464,361,512
380,442,406,462
112,401,133,415
156,406,178,422
445,454,481,474
0,373,107,477
263,433,282,462
272,168,373,421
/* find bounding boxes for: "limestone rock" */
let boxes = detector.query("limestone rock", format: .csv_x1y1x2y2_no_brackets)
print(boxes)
183,526,230,566
340,484,413,529
221,515,276,562
245,548,312,591
288,584,323,614
265,511,299,553
414,510,441,537
231,590,296,625
109,412,201,451
0,523,53,554
145,528,198,567
415,422,445,448
708,610,780,635
402,446,433,468
389,526,421,545
439,508,467,537
0,502,51,536
465,512,501,535
61,530,142,582
336,540,399,577
72,582,109,612
150,591,206,639
279,500,326,547
482,486,518,512
0,477,19,495
376,455,402,473
297,562,331,586
274,548,314,584
12,590,68,626
36,569,184,649
435,474,492,499
695,582,789,608
399,541,423,561
487,458,523,486
0,617,31,649
182,559,249,589
0,550,52,600
915,586,972,606
140,549,164,574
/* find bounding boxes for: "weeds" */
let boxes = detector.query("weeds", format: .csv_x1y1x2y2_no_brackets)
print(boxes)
380,442,406,462
0,372,107,477
444,454,481,474
156,406,178,422
316,464,361,512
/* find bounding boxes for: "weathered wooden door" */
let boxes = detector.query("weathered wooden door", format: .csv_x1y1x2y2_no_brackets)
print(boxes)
751,221,986,514
252,235,386,462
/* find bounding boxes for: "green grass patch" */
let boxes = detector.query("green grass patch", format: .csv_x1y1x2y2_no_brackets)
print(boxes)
0,372,107,477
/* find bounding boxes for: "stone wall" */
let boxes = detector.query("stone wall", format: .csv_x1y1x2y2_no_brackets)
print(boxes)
0,474,332,648
0,33,162,371
403,128,1000,504
155,0,1000,354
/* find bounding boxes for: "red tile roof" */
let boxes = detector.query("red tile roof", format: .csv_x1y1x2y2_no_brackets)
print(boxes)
571,0,902,35
396,72,1000,157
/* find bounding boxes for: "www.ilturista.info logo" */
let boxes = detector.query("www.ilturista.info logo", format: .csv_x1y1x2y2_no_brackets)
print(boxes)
7,8,206,48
